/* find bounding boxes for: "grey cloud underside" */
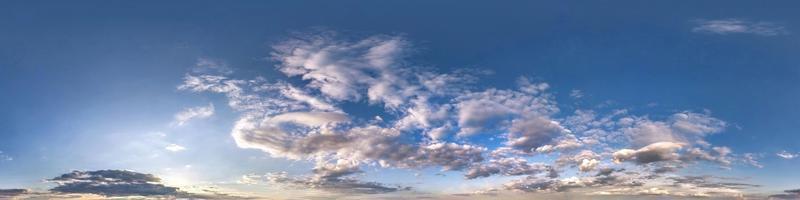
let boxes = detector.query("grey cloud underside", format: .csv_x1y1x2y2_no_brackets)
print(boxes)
48,170,181,197
770,189,800,200
44,170,247,199
0,189,28,197
251,165,409,194
180,32,759,196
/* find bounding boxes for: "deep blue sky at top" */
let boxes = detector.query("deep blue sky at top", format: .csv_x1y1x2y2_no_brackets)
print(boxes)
1,0,800,188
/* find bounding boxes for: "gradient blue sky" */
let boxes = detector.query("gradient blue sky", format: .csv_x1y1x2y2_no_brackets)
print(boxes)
1,1,800,199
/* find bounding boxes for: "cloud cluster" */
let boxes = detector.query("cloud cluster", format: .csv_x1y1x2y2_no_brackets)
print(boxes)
179,32,758,196
693,19,789,36
48,170,181,197
464,157,554,179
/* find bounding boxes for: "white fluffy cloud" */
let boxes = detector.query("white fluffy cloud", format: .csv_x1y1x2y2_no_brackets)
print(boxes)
165,144,186,152
613,142,684,164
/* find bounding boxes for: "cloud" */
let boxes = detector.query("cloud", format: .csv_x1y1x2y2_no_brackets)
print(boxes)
232,111,484,171
272,33,416,107
693,19,789,36
0,150,11,161
178,32,750,198
172,103,214,126
569,89,583,99
621,112,725,147
680,146,733,166
742,153,764,168
770,189,800,200
777,150,798,159
243,162,409,194
454,79,559,137
507,116,569,153
465,157,554,179
503,176,592,192
0,189,28,197
613,142,684,164
535,134,584,154
48,170,182,197
192,58,233,75
165,144,186,152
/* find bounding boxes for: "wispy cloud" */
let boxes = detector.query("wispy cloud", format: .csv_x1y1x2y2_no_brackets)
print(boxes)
692,19,789,36
172,103,214,126
777,150,798,159
0,150,12,161
569,89,583,99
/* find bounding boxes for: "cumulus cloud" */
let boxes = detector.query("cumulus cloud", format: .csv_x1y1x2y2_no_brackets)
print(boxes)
553,150,601,172
613,142,684,164
507,116,569,153
693,19,789,36
455,79,558,137
48,170,181,197
172,103,214,126
272,33,416,107
465,157,554,179
620,112,725,148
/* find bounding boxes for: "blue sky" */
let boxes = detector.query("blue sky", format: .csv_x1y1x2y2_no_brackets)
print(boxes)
2,1,800,199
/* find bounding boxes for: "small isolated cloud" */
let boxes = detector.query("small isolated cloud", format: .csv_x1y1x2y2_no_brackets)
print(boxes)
165,144,186,152
692,19,788,36
48,170,181,197
172,103,214,126
743,153,764,168
776,150,798,159
0,151,11,161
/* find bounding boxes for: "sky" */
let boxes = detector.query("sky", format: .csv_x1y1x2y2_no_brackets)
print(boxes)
2,1,800,199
